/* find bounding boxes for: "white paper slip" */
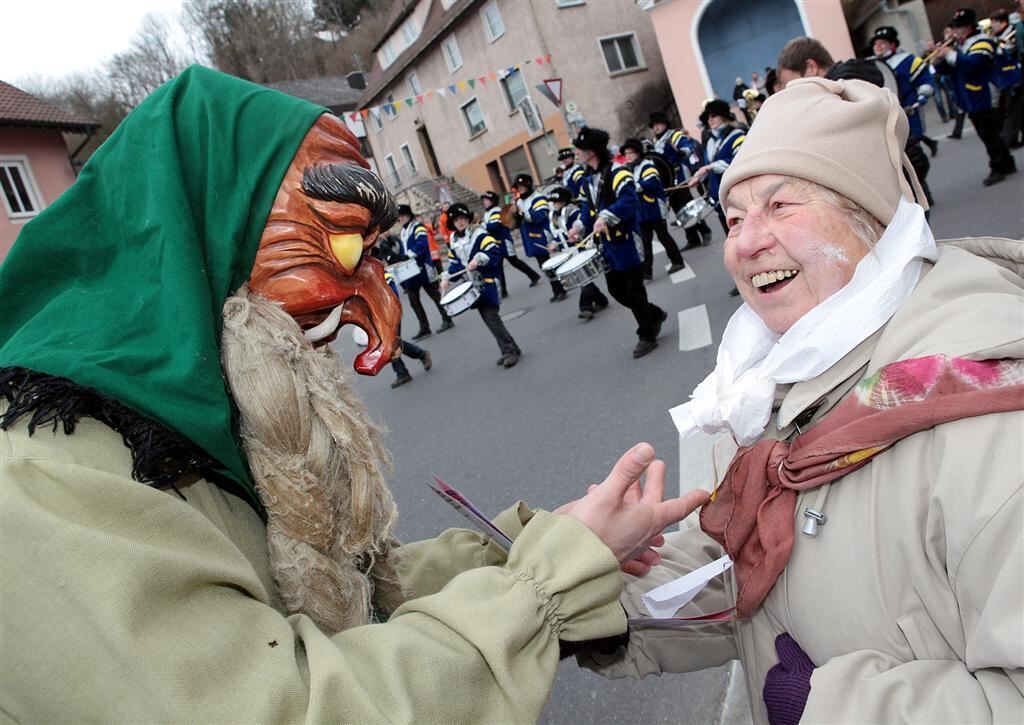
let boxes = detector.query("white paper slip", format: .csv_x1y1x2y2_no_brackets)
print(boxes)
641,554,733,619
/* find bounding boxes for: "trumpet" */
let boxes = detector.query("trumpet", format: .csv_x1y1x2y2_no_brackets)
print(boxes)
922,36,957,65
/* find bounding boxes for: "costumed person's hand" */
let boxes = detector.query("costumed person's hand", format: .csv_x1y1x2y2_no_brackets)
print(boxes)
568,228,580,243
593,216,609,236
467,259,479,271
440,279,449,294
559,443,710,572
687,167,709,187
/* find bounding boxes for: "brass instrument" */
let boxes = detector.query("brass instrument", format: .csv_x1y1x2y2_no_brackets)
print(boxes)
922,36,958,65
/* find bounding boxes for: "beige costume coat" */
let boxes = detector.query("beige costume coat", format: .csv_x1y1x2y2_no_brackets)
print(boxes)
583,239,1024,724
0,416,625,723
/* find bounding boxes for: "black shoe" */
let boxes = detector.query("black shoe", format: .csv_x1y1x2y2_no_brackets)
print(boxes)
551,291,568,302
501,292,509,299
924,139,938,157
438,318,455,332
667,262,686,274
947,133,961,140
671,219,684,228
728,286,741,296
390,374,412,388
652,307,668,339
529,277,541,287
595,299,609,311
683,240,701,250
699,226,712,245
578,309,594,320
411,329,431,341
643,273,653,282
501,352,519,368
496,355,505,365
421,351,432,371
982,171,1006,186
632,338,658,358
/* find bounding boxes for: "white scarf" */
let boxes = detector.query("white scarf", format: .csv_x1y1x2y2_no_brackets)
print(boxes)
669,198,938,445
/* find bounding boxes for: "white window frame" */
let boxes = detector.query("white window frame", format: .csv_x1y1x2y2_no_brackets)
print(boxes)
480,1,505,42
384,154,400,186
459,96,487,139
408,70,422,96
381,43,396,68
371,107,383,130
401,18,419,48
400,143,418,176
440,0,456,8
0,156,44,220
556,0,586,7
597,32,646,76
442,35,463,73
384,92,398,119
500,69,528,114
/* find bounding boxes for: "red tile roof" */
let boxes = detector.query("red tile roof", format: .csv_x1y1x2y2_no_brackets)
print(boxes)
0,81,99,131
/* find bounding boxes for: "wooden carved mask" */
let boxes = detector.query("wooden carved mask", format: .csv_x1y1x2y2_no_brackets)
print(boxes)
249,114,401,375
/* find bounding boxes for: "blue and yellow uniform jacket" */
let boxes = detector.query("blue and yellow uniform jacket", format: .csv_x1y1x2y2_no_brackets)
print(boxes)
399,219,433,289
704,126,745,203
562,164,587,198
578,163,642,272
633,158,668,224
936,32,999,113
549,204,580,247
483,206,516,258
992,28,1022,91
516,190,552,258
881,50,935,138
654,128,702,185
446,227,503,307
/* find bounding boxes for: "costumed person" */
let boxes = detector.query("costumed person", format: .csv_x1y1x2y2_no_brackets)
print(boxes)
870,25,939,200
481,189,541,297
0,65,711,723
687,99,746,234
512,172,568,302
930,8,1018,186
649,111,712,249
741,88,766,124
620,137,687,281
569,126,668,359
397,203,454,340
557,146,586,199
548,185,609,320
441,203,522,367
383,263,432,389
577,77,1024,725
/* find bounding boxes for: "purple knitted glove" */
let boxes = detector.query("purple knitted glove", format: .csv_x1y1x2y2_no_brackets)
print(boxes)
763,632,814,725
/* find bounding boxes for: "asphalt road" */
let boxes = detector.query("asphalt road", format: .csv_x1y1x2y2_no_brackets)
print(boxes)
332,111,1022,725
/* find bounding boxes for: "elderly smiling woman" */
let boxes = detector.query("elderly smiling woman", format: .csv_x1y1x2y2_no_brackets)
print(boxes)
581,78,1024,724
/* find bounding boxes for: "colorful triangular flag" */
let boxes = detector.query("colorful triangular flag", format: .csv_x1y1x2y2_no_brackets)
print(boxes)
457,81,467,90
489,71,497,81
525,58,533,64
360,108,369,119
449,84,457,94
405,97,414,107
545,54,552,63
478,75,487,85
536,56,545,64
467,78,476,89
437,87,447,98
415,94,424,104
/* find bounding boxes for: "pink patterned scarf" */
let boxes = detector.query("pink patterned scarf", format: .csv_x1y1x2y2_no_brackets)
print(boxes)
699,355,1024,617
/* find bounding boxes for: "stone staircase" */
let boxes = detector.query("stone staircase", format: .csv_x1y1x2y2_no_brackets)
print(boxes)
394,175,483,216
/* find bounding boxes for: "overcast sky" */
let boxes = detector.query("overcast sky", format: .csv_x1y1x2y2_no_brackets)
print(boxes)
2,0,186,86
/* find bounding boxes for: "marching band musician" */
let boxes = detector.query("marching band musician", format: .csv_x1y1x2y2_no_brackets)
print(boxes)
989,8,1023,149
512,173,568,302
620,138,687,281
648,111,712,249
930,7,1018,186
560,147,587,199
687,99,746,232
382,264,433,389
480,190,541,297
441,203,522,368
548,186,608,320
397,204,455,340
568,127,667,359
870,26,939,203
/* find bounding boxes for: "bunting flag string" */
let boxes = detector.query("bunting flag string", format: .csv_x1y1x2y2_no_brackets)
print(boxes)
345,53,560,123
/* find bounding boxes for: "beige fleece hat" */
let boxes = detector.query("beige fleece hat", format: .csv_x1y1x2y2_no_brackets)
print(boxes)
719,77,926,225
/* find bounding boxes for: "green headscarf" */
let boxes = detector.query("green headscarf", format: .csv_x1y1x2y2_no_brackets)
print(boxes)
0,65,325,508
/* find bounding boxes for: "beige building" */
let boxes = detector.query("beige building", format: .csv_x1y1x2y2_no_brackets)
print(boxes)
358,0,674,206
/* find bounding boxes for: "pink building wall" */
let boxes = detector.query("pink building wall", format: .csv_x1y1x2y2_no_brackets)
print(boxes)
1,127,77,262
649,0,855,130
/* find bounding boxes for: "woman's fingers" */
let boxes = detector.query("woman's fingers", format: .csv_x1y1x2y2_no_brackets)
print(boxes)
600,443,655,497
655,489,712,530
640,459,666,505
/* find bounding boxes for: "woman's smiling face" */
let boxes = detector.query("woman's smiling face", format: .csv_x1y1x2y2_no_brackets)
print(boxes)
723,175,872,334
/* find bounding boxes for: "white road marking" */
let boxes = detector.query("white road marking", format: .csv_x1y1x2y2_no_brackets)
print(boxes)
677,304,712,351
667,263,695,283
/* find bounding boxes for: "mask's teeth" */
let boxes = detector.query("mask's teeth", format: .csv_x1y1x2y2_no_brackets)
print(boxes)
303,303,345,343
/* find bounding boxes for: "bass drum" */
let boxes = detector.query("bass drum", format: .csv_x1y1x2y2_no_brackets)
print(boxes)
643,151,675,189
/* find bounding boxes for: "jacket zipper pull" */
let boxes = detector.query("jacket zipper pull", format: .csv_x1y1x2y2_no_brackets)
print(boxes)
801,508,827,537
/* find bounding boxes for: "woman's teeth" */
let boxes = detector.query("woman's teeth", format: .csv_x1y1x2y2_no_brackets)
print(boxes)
751,269,798,289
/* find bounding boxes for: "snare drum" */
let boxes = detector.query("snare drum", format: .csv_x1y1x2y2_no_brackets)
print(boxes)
388,259,421,283
541,250,575,279
680,197,714,228
556,248,607,290
440,281,481,316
